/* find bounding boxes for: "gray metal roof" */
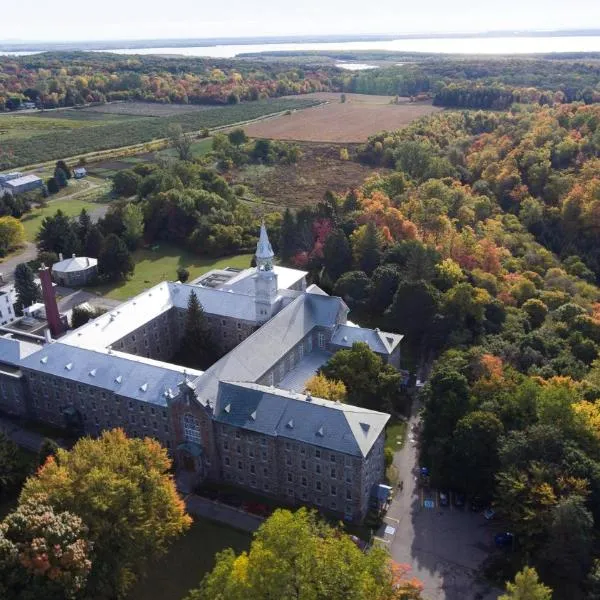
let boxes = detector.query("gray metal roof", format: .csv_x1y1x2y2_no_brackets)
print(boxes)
192,292,348,405
52,256,97,273
0,335,44,366
19,343,200,406
214,381,389,457
330,324,403,355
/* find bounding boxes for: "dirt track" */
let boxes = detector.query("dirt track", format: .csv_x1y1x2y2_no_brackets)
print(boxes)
242,93,442,143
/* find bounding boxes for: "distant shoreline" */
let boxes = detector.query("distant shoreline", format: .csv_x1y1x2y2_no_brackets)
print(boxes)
3,29,600,53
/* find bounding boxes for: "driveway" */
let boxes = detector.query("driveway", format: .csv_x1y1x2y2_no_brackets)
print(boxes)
385,404,501,600
0,242,37,283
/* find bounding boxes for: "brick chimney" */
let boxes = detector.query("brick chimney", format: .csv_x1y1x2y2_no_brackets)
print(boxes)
38,264,64,338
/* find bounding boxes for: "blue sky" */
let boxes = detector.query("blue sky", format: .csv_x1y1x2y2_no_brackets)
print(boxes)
3,0,600,42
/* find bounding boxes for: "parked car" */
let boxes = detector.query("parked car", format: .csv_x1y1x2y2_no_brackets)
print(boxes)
453,492,466,508
439,491,450,507
484,508,496,520
494,532,514,548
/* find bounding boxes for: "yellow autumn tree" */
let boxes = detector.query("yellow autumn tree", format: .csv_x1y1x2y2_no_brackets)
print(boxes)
305,374,347,402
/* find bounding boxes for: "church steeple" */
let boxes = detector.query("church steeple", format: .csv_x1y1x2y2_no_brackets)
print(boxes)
255,222,274,272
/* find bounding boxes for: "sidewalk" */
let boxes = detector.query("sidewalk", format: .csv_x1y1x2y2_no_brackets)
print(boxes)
185,495,264,533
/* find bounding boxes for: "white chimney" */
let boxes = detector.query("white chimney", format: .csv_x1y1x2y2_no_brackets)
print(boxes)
44,329,52,344
72,253,76,258
58,253,63,261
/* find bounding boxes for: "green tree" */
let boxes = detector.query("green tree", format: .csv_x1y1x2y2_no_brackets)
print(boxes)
369,264,401,313
20,429,191,599
227,128,248,146
168,123,193,161
0,216,25,255
278,208,297,263
38,437,59,467
53,165,68,188
71,305,95,329
0,432,29,499
0,499,92,600
83,225,104,258
46,177,59,194
333,271,371,309
500,567,552,600
177,267,190,282
321,342,400,411
77,208,91,243
13,263,40,316
175,290,217,370
323,228,353,282
352,221,382,275
55,160,71,180
36,210,80,256
112,170,141,197
523,299,548,329
120,203,144,250
98,234,134,281
184,508,421,600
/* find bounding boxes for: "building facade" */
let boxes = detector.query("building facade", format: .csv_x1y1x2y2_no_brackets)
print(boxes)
0,225,401,522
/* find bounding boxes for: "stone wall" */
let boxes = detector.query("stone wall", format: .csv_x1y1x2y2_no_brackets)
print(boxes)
0,368,26,416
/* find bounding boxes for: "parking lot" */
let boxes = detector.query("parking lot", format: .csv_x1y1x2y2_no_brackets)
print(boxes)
385,409,502,600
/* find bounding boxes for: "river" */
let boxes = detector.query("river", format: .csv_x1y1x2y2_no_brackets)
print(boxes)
2,35,600,58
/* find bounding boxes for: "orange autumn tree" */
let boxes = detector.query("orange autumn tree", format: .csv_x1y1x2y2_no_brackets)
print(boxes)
20,428,191,599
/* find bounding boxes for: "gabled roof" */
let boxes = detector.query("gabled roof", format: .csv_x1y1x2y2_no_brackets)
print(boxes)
330,324,403,355
214,381,389,457
19,343,201,406
192,291,348,406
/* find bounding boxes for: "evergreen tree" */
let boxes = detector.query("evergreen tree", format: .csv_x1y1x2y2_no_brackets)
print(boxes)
36,210,80,256
278,208,297,263
98,234,134,281
175,291,217,370
323,228,352,282
13,263,40,316
500,567,552,600
83,226,104,258
353,221,382,275
55,160,72,180
77,209,92,244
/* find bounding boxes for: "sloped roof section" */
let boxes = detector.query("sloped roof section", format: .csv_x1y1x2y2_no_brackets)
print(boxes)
214,381,389,457
52,256,97,273
330,324,403,355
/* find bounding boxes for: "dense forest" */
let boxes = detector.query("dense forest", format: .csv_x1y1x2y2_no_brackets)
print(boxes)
2,52,600,111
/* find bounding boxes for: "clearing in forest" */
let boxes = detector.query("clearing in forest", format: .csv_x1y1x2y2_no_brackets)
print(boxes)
241,93,442,143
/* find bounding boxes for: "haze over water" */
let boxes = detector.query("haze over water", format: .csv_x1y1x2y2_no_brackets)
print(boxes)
3,35,600,57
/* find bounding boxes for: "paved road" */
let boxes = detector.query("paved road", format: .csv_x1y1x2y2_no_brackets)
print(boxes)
56,287,121,313
386,404,501,600
0,242,37,283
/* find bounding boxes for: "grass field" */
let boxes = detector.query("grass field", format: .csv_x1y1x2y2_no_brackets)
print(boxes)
21,195,109,242
128,518,251,600
385,419,407,453
1,98,320,170
88,244,253,300
242,92,442,142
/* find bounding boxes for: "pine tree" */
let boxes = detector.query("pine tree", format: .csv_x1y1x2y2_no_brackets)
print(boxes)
36,209,80,256
323,228,353,282
14,263,41,315
278,208,297,263
176,291,217,370
77,208,92,244
355,221,382,275
84,225,104,258
98,234,134,281
500,567,552,600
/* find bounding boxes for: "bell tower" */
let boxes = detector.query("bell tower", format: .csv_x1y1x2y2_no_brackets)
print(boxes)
254,222,278,323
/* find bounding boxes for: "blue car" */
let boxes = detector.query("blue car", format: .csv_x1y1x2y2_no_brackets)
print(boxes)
495,532,514,548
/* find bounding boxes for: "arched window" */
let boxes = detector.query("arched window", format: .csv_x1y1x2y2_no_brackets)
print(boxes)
183,413,201,444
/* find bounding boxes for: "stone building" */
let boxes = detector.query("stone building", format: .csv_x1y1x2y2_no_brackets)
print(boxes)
0,224,402,522
51,254,98,287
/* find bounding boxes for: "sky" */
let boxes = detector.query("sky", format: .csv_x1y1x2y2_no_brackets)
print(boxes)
2,0,600,42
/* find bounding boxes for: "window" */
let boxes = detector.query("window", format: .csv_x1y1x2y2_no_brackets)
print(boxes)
316,481,322,491
288,488,294,496
238,461,243,470
237,322,241,329
330,501,337,510
286,455,292,466
250,464,255,474
346,490,352,500
249,448,254,458
264,483,270,491
330,455,336,463
318,332,325,348
285,442,290,450
301,477,307,487
345,471,352,483
261,437,267,446
236,445,241,454
331,485,337,496
316,464,321,474
263,468,268,476
183,413,201,444
221,319,226,326
223,440,229,450
287,473,293,483
301,460,306,470
331,468,336,478
225,457,230,466
262,451,267,461
300,446,306,455
315,449,321,459
235,431,241,439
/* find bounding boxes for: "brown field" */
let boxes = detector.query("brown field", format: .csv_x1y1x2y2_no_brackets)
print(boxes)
241,93,442,143
227,142,390,211
81,101,222,117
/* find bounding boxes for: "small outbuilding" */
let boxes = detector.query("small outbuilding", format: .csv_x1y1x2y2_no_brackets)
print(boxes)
73,167,87,179
1,174,43,196
52,254,98,287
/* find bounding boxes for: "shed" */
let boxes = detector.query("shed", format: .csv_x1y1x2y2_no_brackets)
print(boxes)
73,167,87,179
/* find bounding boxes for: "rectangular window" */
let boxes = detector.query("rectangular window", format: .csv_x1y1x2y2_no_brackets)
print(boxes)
301,460,306,470
236,431,241,439
236,445,241,454
224,440,229,450
225,457,230,466
316,481,322,491
330,455,336,463
316,464,321,474
250,465,255,474
249,448,254,458
315,449,321,459
331,486,337,496
286,455,292,466
346,490,352,500
301,477,307,487
318,333,325,348
287,472,293,482
331,468,336,478
263,468,268,476
238,461,243,470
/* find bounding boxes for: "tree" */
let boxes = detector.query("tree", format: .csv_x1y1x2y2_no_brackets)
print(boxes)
77,209,91,244
0,216,24,255
38,437,59,467
112,170,141,197
351,221,382,275
13,263,40,316
98,234,134,281
278,208,297,263
177,267,190,283
71,305,96,329
369,264,402,313
184,508,422,600
46,177,59,194
321,342,400,411
55,160,71,180
0,432,29,499
36,210,80,256
175,291,217,370
523,299,548,329
83,225,104,258
323,228,353,282
168,123,193,161
53,166,67,188
20,429,191,599
333,271,371,309
120,203,144,250
499,567,552,600
0,499,92,600
305,374,347,402
227,129,248,146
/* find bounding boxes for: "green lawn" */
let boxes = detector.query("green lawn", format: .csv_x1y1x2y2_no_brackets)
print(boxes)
385,419,407,453
128,517,251,600
20,195,108,242
89,244,253,300
157,138,214,160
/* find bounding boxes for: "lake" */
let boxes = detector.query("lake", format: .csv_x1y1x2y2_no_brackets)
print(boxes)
2,35,600,58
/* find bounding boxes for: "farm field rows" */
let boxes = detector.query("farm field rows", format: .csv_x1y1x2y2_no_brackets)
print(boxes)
0,98,320,169
82,101,225,117
242,92,442,142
